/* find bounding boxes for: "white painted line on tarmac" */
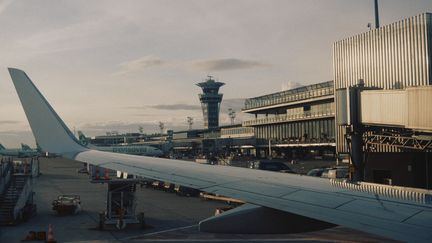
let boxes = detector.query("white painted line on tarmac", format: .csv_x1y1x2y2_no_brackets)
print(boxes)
125,238,348,242
121,224,198,241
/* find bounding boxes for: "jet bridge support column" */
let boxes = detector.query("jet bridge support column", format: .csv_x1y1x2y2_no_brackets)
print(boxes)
346,81,365,182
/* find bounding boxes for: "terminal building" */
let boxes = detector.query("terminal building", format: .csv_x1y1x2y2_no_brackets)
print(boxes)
242,81,335,159
83,13,432,189
333,12,432,188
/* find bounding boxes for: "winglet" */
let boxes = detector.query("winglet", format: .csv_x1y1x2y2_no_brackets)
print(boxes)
8,68,86,155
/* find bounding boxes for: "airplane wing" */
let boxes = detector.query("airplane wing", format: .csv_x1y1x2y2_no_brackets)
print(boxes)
8,68,432,242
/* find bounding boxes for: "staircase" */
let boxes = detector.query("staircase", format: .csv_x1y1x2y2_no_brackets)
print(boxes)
106,181,137,221
0,175,29,225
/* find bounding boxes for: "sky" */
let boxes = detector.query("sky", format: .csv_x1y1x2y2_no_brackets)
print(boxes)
0,0,431,147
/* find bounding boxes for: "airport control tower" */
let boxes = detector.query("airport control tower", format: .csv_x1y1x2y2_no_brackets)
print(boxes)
197,76,225,129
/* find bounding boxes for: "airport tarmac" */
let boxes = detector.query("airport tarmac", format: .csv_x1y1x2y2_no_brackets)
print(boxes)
0,157,397,243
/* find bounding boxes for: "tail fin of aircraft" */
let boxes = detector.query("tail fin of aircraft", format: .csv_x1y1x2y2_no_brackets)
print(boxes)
8,68,87,156
0,144,5,150
21,143,31,151
36,143,43,152
77,130,89,146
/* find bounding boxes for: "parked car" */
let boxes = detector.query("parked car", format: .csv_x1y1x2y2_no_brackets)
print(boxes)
151,180,165,190
174,185,200,197
307,168,329,177
163,182,175,192
327,166,349,179
249,161,295,173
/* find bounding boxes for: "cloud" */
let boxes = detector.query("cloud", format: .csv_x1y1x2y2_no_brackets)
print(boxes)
16,17,115,55
0,130,34,148
78,120,198,136
0,0,13,15
115,55,164,75
192,58,269,71
219,98,251,124
281,81,303,91
148,104,201,111
220,98,245,114
126,104,201,111
80,121,158,133
0,120,21,125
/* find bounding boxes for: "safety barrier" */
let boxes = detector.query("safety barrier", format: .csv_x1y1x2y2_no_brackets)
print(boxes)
0,167,11,195
330,179,432,205
13,176,32,221
30,158,39,178
243,110,335,126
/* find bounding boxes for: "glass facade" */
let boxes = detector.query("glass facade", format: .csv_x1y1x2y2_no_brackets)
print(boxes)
244,81,333,111
242,107,334,126
254,119,335,143
220,127,255,138
243,80,335,146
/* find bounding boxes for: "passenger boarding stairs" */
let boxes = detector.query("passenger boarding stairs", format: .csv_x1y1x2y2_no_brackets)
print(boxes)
107,181,137,220
0,175,30,224
0,159,36,225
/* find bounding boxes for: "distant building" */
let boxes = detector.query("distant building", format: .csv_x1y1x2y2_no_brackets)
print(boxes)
242,80,335,158
197,76,225,129
91,133,141,146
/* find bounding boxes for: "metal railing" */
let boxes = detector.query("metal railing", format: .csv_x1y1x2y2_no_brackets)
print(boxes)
220,127,255,138
244,85,334,110
330,179,432,205
243,110,335,126
30,158,39,178
0,161,13,194
13,176,32,221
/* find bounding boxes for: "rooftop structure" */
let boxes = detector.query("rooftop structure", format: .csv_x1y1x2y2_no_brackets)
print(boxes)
197,76,225,129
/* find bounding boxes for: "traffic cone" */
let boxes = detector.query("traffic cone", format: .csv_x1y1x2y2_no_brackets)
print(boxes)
46,224,56,243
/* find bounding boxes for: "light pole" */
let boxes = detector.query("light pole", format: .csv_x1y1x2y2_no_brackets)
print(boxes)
187,117,193,130
158,122,164,135
228,108,236,125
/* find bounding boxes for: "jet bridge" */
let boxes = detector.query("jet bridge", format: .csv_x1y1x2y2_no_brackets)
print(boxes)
338,85,432,132
337,84,432,181
360,87,432,132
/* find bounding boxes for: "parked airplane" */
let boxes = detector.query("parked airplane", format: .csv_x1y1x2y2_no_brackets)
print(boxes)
78,131,164,157
8,68,432,242
0,143,39,157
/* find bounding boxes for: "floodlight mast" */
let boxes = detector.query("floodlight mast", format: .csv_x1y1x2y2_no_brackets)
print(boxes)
374,0,380,29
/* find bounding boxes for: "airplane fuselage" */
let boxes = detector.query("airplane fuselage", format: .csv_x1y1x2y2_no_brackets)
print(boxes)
0,149,39,157
89,144,164,157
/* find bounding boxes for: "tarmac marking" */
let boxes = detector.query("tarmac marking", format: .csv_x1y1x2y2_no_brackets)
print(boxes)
122,225,360,243
121,224,198,240
125,238,352,242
